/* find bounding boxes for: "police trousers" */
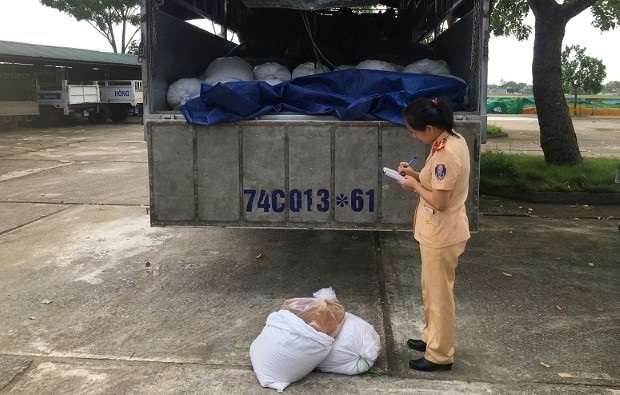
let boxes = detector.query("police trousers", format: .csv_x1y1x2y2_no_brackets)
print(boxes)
419,240,467,364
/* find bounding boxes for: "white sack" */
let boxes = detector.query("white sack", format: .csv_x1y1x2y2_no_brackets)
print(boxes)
356,59,397,72
253,62,291,85
250,309,334,392
317,312,381,375
291,62,330,79
166,77,202,110
334,64,355,71
403,58,450,76
202,56,254,85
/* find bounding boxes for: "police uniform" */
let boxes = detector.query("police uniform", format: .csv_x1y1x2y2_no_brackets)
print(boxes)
413,130,470,365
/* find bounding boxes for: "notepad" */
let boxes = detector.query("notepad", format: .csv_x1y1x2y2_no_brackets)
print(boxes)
382,167,405,181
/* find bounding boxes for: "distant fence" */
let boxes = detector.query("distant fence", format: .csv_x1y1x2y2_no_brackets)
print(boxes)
487,97,620,116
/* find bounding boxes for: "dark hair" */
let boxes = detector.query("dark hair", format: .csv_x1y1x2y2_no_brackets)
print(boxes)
402,96,457,136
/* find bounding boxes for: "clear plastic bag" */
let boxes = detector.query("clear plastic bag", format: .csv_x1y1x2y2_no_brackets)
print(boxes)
281,287,345,337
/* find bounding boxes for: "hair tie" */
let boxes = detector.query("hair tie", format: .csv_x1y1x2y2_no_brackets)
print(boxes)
431,98,438,106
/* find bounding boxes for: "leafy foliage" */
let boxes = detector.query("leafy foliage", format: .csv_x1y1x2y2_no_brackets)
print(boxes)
490,0,531,40
591,0,620,30
39,0,141,53
561,44,606,115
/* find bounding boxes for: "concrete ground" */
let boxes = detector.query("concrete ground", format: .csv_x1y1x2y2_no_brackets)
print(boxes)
485,115,620,157
0,118,619,394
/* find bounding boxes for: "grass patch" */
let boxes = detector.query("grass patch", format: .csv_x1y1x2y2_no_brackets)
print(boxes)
487,123,502,136
480,151,619,193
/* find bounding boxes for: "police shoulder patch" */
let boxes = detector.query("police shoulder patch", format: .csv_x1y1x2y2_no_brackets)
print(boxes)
435,164,447,180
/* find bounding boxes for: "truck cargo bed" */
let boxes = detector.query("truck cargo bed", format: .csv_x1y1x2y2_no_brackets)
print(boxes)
148,119,480,230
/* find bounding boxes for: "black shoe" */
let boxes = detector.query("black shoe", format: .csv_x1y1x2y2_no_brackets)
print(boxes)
406,339,427,352
409,357,452,372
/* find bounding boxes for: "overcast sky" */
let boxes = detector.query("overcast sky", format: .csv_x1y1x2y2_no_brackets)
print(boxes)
1,0,619,85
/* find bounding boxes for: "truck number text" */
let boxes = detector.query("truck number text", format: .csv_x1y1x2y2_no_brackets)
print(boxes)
243,188,375,213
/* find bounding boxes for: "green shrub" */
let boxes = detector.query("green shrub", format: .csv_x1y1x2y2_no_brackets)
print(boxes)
487,123,502,135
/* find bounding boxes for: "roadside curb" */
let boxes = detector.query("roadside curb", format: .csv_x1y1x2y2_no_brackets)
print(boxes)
480,187,620,206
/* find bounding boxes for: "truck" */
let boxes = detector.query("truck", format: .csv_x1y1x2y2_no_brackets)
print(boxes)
37,79,143,125
142,0,490,231
36,80,100,124
96,79,144,122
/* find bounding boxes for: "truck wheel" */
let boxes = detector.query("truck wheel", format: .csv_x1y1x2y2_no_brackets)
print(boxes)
88,111,108,124
38,106,62,126
111,108,128,123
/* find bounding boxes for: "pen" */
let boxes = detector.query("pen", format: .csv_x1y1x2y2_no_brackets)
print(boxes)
400,156,417,176
405,156,417,168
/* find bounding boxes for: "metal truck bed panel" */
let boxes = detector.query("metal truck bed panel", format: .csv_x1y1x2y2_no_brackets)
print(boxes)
0,101,39,116
147,120,480,231
100,80,143,106
68,85,100,104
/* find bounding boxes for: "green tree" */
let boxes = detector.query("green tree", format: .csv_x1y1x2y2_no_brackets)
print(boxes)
501,80,528,93
490,0,620,166
603,80,620,93
40,0,141,54
126,40,140,55
561,44,606,115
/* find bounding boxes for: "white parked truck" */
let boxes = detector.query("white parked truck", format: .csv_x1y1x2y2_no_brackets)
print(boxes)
36,80,100,123
97,79,144,122
37,79,143,124
143,0,490,231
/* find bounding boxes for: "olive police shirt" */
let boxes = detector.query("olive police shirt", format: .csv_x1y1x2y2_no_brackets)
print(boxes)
414,131,471,248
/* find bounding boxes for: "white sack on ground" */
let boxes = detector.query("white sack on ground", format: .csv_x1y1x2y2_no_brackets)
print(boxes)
250,309,334,392
291,61,330,79
202,56,254,85
403,58,450,76
317,312,381,375
253,62,291,85
356,59,397,72
166,77,202,110
281,286,345,337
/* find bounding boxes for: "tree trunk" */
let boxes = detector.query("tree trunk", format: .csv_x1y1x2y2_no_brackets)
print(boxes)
572,85,578,116
528,0,595,166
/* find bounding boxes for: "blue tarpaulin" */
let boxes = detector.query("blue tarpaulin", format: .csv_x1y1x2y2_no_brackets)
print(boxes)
181,69,468,126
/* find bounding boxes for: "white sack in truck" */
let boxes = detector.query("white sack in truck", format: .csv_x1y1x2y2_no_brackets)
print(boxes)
291,61,330,79
250,309,333,392
253,62,292,85
202,56,254,85
334,64,355,71
317,312,381,375
403,58,450,76
166,77,203,110
356,59,398,72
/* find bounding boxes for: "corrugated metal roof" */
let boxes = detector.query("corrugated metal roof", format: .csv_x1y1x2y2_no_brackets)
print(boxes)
0,40,140,67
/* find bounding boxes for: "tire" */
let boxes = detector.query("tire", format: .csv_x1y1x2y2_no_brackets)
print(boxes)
88,105,111,124
111,106,129,123
37,106,62,126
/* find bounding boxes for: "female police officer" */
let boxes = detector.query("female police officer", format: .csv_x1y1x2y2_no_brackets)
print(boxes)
397,96,470,372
